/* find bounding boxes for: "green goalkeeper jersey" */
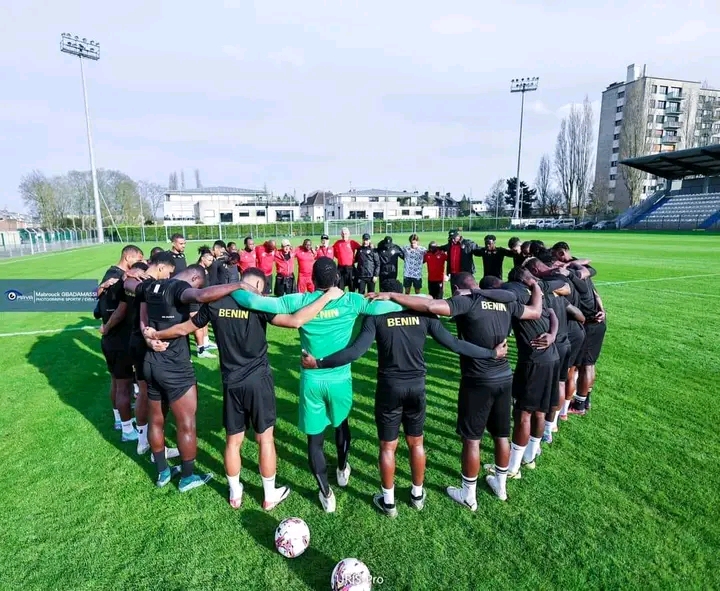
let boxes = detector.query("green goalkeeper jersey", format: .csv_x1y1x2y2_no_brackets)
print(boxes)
231,290,402,378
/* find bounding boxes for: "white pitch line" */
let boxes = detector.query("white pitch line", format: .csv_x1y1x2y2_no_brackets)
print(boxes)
595,273,720,286
633,287,720,299
0,326,97,338
0,244,105,265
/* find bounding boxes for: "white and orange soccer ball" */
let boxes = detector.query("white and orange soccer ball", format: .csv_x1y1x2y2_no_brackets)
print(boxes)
274,518,310,558
330,558,372,591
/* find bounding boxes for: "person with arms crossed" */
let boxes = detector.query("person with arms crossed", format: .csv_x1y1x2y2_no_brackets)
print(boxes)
144,267,343,509
255,240,276,295
474,234,514,279
239,237,257,274
424,241,448,299
230,257,404,513
294,238,317,293
354,234,380,294
274,239,297,296
369,274,535,506
441,230,478,290
401,233,426,295
375,236,404,289
128,263,248,492
303,279,507,517
332,227,360,291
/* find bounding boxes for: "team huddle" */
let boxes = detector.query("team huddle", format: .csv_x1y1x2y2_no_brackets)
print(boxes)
94,228,606,515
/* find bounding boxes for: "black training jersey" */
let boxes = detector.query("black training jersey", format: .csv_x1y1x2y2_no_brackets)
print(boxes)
206,259,221,286
169,251,187,276
539,277,570,343
568,268,599,317
136,279,193,365
191,296,276,384
475,247,513,278
447,292,524,382
119,278,151,344
316,310,495,380
502,282,559,364
98,266,130,351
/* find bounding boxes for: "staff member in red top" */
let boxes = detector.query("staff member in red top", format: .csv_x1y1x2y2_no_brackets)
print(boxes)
273,239,297,296
295,238,316,293
332,227,360,292
424,241,448,299
442,230,478,291
255,239,276,295
316,234,334,259
239,236,257,274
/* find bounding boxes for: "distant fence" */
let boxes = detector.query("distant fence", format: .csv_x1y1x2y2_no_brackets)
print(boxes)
0,229,100,259
102,217,515,244
629,215,720,231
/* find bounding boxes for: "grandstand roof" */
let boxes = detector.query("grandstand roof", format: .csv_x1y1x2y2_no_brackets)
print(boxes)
620,144,720,180
166,186,268,196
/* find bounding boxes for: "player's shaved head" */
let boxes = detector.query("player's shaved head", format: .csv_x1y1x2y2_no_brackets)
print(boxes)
240,267,266,292
175,264,206,288
508,266,533,284
312,257,340,290
150,247,164,257
382,279,404,294
131,261,149,272
454,272,477,289
479,276,502,289
149,251,175,266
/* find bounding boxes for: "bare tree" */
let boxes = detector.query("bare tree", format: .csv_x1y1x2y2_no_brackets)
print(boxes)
19,170,59,227
194,168,202,189
137,181,166,221
586,180,610,216
619,83,652,207
180,170,186,190
574,96,595,215
535,154,552,215
168,172,178,190
546,191,564,216
681,87,697,149
554,119,575,215
483,178,506,217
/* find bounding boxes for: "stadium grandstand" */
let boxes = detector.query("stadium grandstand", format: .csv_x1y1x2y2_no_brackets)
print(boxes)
618,144,720,230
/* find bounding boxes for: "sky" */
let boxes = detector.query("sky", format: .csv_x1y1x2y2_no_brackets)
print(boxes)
1,0,719,212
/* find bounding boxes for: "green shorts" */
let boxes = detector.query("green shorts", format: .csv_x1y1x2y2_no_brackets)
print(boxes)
299,369,353,435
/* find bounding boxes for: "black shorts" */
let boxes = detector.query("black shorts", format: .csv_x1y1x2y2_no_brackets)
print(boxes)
355,278,376,294
128,338,147,382
263,274,272,295
581,322,606,366
428,281,443,299
224,372,276,436
101,339,134,380
512,361,557,414
274,275,297,297
457,377,512,440
338,266,354,292
403,277,422,290
144,360,196,403
568,323,586,369
556,339,572,383
375,378,426,441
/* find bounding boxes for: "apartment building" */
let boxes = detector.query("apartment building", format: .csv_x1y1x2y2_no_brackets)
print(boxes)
323,189,441,221
595,64,720,211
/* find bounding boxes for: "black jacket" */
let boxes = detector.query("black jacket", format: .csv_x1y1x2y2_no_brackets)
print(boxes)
355,246,380,278
442,239,478,275
376,240,405,280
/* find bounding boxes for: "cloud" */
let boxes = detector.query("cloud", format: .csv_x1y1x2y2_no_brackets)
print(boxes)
528,100,553,116
656,21,716,45
222,45,246,60
556,100,601,120
268,47,305,67
430,15,495,35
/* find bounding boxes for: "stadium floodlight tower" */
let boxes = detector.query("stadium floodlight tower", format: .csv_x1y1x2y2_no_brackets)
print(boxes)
510,77,539,220
60,33,104,244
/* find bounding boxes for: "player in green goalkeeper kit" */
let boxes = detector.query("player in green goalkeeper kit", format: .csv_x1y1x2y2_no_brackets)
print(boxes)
231,257,403,512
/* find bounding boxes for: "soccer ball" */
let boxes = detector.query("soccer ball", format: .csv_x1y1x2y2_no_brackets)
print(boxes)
330,558,372,591
274,518,310,558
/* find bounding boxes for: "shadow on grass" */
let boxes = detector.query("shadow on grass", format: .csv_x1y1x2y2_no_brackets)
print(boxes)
240,509,337,591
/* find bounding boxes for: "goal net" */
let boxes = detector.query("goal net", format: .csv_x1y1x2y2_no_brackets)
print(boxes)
323,220,375,239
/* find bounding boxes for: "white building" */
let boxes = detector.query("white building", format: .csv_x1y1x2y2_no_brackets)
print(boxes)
163,187,300,225
300,190,332,221
595,64,720,211
323,189,441,221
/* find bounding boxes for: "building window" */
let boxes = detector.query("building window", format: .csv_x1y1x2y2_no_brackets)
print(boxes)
654,129,663,137
611,159,618,167
657,101,666,109
647,114,654,123
612,147,619,153
401,209,410,216
656,115,665,123
610,174,616,181
238,211,250,217
671,86,681,94
373,212,384,219
652,84,658,93
649,99,656,108
220,212,233,223
256,210,265,216
348,210,366,219
415,209,423,215
616,106,623,113
369,197,379,203
613,133,620,140
618,90,625,98
659,85,668,94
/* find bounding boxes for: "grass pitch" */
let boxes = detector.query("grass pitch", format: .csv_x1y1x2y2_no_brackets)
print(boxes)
1,231,719,590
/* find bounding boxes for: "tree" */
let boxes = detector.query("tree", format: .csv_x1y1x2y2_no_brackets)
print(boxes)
535,155,552,215
546,191,564,216
459,195,472,217
180,170,186,190
504,177,536,218
169,172,178,190
19,171,60,227
483,179,506,217
194,169,202,189
554,96,595,215
681,88,697,149
136,181,166,222
619,83,652,207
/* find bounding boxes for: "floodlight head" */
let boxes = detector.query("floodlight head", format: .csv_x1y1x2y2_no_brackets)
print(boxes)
60,32,100,60
510,77,539,93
